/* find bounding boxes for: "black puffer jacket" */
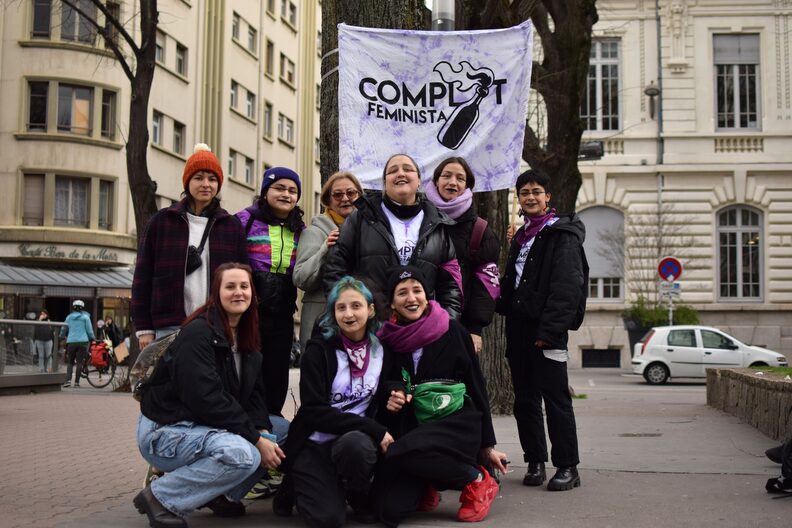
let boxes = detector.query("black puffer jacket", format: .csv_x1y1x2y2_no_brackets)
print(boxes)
447,207,501,335
323,194,462,319
498,214,588,350
140,308,271,445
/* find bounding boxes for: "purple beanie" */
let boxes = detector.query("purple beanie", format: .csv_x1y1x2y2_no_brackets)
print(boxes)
261,167,302,200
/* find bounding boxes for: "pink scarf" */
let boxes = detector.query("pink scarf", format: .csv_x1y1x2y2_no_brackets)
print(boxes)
423,182,473,220
516,209,556,246
339,334,371,378
377,300,450,354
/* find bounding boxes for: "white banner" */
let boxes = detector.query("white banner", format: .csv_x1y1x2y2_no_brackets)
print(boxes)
338,21,533,191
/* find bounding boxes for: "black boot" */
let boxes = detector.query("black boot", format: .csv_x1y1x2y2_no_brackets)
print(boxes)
348,492,377,524
547,467,580,491
272,473,294,517
522,462,546,486
133,486,187,527
199,495,245,517
766,476,792,494
766,444,784,464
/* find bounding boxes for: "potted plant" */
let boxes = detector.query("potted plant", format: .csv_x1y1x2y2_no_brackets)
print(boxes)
622,296,700,353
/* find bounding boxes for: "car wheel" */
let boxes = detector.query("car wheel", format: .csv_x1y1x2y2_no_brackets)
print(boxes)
644,362,669,385
750,362,768,367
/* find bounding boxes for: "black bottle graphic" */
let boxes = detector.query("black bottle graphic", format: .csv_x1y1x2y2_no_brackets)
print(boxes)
437,71,493,150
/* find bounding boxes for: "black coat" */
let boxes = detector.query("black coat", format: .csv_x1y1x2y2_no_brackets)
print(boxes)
447,207,501,335
323,194,462,319
498,214,587,351
381,319,497,466
281,335,391,471
140,309,271,445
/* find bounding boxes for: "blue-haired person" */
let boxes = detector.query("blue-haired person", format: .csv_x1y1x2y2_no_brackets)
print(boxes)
274,276,394,527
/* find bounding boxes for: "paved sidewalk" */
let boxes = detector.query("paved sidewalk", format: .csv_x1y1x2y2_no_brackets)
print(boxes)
1,370,788,528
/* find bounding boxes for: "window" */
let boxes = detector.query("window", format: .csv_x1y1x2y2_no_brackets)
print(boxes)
667,329,696,348
104,2,120,47
31,0,51,39
54,176,89,227
316,83,321,109
288,2,297,25
57,84,93,135
578,206,623,301
718,206,762,299
314,138,320,162
152,111,163,145
248,27,257,53
61,0,96,43
228,149,236,178
98,180,113,230
246,91,256,119
714,34,760,130
280,53,295,85
317,30,322,56
232,13,240,40
155,31,166,63
278,113,294,144
701,330,734,350
175,44,188,75
101,90,116,139
581,39,620,131
28,81,48,132
244,157,254,185
173,121,185,155
230,80,238,108
265,40,275,76
23,174,45,226
267,0,275,15
263,102,273,138
280,0,287,18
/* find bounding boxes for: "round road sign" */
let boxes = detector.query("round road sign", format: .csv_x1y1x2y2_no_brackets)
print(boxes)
658,257,682,282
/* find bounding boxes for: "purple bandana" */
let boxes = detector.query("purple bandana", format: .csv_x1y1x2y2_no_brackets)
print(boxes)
516,208,556,246
377,300,450,354
424,182,473,220
340,334,371,378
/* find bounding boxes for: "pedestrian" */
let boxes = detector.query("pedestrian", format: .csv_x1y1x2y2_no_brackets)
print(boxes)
497,169,588,491
131,143,248,351
766,436,792,494
424,157,501,353
236,167,305,417
276,276,393,526
60,300,94,388
293,171,364,351
33,309,54,373
133,263,289,527
323,154,462,320
373,266,507,526
104,316,123,348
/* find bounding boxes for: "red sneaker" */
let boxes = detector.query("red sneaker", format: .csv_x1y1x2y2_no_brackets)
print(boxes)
416,485,441,512
457,467,499,522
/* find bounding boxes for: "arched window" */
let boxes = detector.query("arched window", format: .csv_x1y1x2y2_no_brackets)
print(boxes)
717,206,762,300
579,206,624,300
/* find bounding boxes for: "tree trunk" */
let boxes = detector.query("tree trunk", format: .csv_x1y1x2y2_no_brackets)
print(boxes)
320,1,429,184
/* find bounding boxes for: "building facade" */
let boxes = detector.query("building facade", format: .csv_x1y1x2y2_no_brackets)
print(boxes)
0,0,322,328
569,0,792,367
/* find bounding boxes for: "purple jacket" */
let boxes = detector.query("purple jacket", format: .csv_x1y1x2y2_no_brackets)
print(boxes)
131,199,248,332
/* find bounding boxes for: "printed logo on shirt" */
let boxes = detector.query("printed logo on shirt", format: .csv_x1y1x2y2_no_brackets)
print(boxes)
516,245,530,267
331,380,377,411
398,240,415,265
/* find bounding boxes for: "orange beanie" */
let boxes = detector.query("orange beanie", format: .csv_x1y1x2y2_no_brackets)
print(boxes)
182,143,224,190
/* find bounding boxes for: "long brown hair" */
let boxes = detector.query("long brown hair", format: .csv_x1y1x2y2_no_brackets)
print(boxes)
182,262,260,353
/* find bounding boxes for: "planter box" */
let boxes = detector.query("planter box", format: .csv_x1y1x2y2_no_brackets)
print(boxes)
706,368,792,441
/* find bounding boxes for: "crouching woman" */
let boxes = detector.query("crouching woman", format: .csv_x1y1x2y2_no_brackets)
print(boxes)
280,276,394,528
134,262,288,527
373,266,508,526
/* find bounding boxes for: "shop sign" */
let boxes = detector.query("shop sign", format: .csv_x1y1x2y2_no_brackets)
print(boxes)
17,243,121,263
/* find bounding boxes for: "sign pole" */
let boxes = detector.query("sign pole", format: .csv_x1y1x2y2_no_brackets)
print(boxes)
667,275,674,325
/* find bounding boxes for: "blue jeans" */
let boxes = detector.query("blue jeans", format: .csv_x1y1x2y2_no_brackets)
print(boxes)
136,414,289,517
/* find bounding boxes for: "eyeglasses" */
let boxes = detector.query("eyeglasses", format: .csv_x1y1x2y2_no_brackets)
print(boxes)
518,190,546,198
331,190,360,200
270,184,299,195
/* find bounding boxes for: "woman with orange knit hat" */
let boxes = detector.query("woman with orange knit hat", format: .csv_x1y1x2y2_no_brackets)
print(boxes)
132,144,248,352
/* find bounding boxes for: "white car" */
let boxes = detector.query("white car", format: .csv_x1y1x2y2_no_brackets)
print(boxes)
632,325,788,384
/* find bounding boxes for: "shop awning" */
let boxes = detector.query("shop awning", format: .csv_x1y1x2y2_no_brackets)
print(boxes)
0,264,133,296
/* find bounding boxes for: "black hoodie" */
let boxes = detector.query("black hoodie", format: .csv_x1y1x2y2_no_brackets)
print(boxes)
497,213,589,350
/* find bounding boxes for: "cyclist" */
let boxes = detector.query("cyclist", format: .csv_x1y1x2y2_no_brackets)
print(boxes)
60,300,94,388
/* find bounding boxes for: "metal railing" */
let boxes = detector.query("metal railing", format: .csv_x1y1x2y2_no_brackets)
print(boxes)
0,319,67,376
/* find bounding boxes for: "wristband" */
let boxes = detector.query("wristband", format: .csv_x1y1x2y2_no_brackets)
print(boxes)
260,432,277,442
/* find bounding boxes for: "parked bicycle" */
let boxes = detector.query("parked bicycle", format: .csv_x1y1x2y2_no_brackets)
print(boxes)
80,340,118,388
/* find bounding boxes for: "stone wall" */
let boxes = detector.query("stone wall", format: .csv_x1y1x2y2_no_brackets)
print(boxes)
706,368,792,441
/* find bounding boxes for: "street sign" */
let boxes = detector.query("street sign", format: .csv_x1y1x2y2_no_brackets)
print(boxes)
658,257,683,282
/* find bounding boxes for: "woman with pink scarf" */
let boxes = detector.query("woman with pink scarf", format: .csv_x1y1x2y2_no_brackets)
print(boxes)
373,266,508,526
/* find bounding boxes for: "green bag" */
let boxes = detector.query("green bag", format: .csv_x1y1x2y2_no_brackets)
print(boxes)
402,368,467,423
